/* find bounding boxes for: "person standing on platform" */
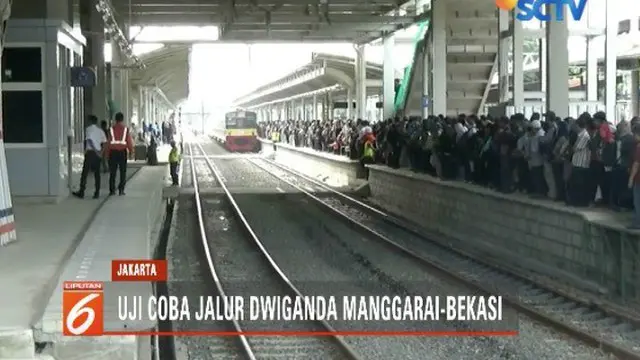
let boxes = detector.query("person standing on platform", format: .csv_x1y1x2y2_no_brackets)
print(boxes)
107,112,134,196
73,115,107,199
168,141,181,185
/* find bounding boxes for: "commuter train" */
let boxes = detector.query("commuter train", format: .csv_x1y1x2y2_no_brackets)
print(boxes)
211,110,259,152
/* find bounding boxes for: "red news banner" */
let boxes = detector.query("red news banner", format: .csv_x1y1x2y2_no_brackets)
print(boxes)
63,259,167,336
63,259,517,337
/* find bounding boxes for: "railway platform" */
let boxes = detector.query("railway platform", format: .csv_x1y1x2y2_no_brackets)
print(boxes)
366,165,640,306
252,139,640,308
259,138,367,190
0,165,167,360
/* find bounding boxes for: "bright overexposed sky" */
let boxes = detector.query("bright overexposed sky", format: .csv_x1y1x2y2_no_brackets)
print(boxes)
105,24,420,111
104,0,640,112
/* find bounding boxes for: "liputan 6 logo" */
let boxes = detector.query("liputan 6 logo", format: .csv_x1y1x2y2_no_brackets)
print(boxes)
62,281,104,336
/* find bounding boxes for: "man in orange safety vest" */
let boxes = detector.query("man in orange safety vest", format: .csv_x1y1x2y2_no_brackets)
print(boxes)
107,112,134,196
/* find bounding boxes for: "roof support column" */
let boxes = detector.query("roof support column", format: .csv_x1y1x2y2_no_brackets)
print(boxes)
585,36,597,101
545,3,569,118
430,0,447,115
122,66,131,124
585,1,597,102
137,86,144,126
498,10,509,103
604,0,617,120
111,19,131,124
313,95,318,120
382,34,395,120
511,16,524,109
539,37,546,94
80,0,107,121
150,94,156,124
110,39,129,122
346,89,353,119
144,88,151,124
300,98,306,121
422,36,430,119
289,100,294,120
355,44,367,120
631,71,639,118
328,92,334,121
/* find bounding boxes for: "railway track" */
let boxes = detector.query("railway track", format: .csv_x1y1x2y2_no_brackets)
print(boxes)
245,155,640,360
187,141,361,359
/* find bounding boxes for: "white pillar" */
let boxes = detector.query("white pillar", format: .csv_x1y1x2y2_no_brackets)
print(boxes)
346,89,353,119
355,45,367,119
382,34,395,119
539,38,547,93
289,100,294,119
122,71,130,124
312,95,318,120
498,10,510,103
137,87,143,125
604,0,617,120
422,37,430,119
585,0,598,101
545,3,569,118
511,17,524,109
328,92,334,120
431,0,447,115
631,71,639,118
145,88,152,124
585,37,597,101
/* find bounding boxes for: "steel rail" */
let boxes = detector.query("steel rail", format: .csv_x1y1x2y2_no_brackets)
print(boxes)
193,141,362,360
187,141,257,360
249,156,640,360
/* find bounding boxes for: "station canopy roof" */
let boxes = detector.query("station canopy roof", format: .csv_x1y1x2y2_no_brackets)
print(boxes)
233,52,401,108
130,45,190,105
112,0,418,43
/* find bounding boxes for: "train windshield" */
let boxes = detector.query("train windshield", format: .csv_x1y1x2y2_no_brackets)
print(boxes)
225,112,257,128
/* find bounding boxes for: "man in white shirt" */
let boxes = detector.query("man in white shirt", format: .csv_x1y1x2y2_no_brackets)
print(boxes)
73,115,107,199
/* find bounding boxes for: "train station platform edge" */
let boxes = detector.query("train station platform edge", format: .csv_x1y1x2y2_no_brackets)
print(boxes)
247,139,640,305
0,164,167,359
35,165,166,333
366,164,640,305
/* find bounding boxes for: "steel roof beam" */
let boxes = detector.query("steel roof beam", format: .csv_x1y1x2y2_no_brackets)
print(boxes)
115,4,391,11
112,0,403,5
120,10,389,16
226,23,398,31
220,31,383,42
233,14,413,25
132,39,354,44
127,13,414,26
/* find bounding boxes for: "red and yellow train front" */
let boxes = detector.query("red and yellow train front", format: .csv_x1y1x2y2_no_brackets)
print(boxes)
225,128,257,152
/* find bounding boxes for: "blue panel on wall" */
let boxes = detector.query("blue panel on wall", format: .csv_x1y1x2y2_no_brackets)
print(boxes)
70,66,96,87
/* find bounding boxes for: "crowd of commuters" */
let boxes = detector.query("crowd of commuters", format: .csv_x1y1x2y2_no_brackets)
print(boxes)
258,111,640,229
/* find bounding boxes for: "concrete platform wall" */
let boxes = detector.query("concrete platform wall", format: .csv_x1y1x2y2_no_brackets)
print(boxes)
254,142,639,302
367,165,640,302
260,139,363,186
